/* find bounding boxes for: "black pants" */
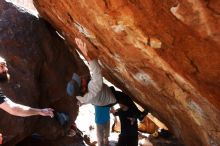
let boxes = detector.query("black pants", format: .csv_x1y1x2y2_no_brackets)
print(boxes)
116,134,138,146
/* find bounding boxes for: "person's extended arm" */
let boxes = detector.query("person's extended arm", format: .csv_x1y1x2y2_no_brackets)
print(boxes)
75,38,92,61
75,38,103,104
0,98,54,117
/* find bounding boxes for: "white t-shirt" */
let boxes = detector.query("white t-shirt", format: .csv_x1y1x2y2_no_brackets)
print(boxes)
76,60,116,106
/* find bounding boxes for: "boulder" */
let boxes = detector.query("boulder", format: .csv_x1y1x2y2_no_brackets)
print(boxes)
33,0,220,146
0,0,88,145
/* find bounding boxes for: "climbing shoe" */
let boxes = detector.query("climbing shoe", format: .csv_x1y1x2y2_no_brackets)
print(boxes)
158,128,171,138
139,109,149,121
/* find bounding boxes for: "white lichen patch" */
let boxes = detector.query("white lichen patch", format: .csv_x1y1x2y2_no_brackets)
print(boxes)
187,100,205,125
125,28,149,50
150,37,162,48
112,53,122,62
111,24,126,33
74,22,95,39
133,72,157,88
95,14,112,28
134,72,152,85
112,54,134,83
115,62,128,74
133,38,148,49
188,100,204,116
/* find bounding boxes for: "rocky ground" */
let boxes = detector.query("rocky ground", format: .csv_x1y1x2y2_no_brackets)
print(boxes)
16,103,182,146
75,104,153,146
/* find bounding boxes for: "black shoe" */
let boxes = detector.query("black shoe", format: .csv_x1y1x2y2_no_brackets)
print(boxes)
55,112,69,127
158,129,171,138
139,109,149,121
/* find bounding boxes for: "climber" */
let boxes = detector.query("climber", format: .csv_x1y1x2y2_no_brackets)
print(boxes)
66,38,149,145
67,38,150,144
67,38,148,119
0,56,54,117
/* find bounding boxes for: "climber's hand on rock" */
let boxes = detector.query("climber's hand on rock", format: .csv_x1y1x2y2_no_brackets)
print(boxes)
75,38,91,61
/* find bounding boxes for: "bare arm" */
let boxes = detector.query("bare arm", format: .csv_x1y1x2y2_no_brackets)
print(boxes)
0,98,54,117
75,38,105,105
75,38,92,61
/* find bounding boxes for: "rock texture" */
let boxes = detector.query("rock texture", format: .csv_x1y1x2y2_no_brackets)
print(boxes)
0,1,87,145
33,0,220,146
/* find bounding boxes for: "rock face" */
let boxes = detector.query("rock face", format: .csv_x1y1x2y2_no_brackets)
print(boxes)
33,0,220,146
0,1,87,145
